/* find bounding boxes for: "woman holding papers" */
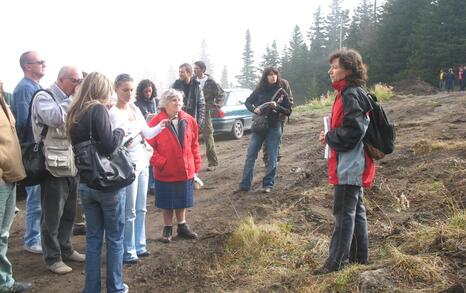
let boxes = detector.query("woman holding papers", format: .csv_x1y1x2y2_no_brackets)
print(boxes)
315,48,375,275
235,67,292,194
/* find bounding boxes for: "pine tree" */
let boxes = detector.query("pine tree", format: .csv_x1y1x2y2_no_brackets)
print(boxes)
260,40,280,69
324,0,351,53
236,29,257,89
367,0,431,83
346,0,376,56
220,65,229,89
407,0,466,84
308,5,330,98
286,25,309,104
199,39,215,77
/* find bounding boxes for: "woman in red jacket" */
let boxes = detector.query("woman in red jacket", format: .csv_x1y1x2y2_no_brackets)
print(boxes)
147,89,201,242
315,48,375,275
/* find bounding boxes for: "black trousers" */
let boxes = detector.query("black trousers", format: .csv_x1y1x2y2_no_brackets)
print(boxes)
40,174,79,265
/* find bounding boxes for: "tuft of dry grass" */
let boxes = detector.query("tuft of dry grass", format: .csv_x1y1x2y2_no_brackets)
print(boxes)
370,83,394,102
388,245,447,285
412,139,466,155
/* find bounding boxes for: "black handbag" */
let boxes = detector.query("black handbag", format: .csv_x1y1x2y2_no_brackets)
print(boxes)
73,106,136,191
18,89,53,186
250,88,286,133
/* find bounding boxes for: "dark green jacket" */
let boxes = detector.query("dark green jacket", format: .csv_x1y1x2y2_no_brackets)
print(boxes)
201,75,225,109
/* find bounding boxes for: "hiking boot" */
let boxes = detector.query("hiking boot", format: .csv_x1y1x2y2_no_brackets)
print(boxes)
137,251,150,258
263,187,272,193
313,265,338,275
161,226,172,243
47,261,72,274
233,187,249,194
64,251,85,262
177,223,198,239
123,258,139,265
206,165,217,171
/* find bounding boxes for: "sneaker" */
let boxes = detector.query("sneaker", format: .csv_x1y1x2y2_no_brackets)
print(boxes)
263,187,272,193
122,283,129,293
161,226,172,243
177,223,198,239
64,251,85,262
123,258,139,265
3,281,32,292
47,261,72,274
137,251,150,258
24,243,42,254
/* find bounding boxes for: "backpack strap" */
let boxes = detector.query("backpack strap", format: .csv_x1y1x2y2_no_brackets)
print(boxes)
24,89,56,143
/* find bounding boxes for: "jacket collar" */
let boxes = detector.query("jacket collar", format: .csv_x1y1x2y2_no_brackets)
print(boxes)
331,79,347,93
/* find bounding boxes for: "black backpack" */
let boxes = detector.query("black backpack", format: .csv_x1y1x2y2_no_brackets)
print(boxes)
363,92,396,160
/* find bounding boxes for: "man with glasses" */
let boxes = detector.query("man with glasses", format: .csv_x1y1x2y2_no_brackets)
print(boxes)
12,51,46,255
31,66,85,274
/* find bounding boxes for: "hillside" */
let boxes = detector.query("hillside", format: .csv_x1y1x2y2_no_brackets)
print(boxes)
8,91,466,292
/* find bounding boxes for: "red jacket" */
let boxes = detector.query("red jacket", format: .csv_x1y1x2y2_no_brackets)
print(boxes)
147,110,201,182
326,80,376,188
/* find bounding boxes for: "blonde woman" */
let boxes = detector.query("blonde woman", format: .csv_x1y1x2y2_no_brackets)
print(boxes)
67,72,128,293
109,74,165,264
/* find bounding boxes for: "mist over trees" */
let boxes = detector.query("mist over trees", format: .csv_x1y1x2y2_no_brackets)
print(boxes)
235,0,466,105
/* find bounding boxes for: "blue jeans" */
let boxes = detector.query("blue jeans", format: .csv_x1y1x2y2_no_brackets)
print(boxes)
0,182,16,290
24,185,41,247
240,127,281,189
123,168,148,261
79,184,126,293
325,185,368,270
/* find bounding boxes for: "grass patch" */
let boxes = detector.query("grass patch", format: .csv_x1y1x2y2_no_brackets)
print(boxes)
294,91,336,114
388,246,447,285
370,83,394,102
412,139,466,155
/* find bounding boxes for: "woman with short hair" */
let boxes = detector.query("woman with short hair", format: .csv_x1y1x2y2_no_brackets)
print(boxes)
147,89,201,243
315,48,376,275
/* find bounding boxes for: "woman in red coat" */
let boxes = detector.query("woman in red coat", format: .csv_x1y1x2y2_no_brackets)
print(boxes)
315,48,375,275
147,89,201,242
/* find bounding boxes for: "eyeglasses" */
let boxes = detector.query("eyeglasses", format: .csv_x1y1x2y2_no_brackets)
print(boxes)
27,60,46,65
67,77,83,84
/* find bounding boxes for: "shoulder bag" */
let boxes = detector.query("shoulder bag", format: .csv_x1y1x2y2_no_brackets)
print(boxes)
73,105,136,191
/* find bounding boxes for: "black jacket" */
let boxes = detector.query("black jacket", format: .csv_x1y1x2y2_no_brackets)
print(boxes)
245,84,292,128
172,79,206,129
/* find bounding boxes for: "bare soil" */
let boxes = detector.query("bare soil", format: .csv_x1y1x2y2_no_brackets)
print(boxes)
9,91,466,292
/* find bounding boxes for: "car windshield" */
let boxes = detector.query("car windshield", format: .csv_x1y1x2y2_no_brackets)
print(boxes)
225,90,249,106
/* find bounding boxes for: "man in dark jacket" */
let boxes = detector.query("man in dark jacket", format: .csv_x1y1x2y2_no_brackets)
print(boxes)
193,61,225,171
172,63,206,130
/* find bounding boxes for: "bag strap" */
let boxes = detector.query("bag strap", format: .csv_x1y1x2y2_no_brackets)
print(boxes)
24,89,57,143
88,105,96,142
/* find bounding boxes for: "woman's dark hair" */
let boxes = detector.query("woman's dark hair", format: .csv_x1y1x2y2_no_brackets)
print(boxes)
328,48,367,86
136,79,157,101
257,66,281,91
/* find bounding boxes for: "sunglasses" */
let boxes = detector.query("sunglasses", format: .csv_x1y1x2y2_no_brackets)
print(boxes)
27,60,46,65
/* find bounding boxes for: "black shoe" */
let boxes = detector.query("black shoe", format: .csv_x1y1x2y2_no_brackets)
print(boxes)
147,188,155,195
2,281,32,293
72,225,86,236
137,251,151,258
161,226,172,243
313,265,338,275
233,187,249,194
177,223,198,239
123,259,139,265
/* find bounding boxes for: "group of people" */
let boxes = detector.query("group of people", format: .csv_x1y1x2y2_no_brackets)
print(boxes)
439,65,465,92
0,47,377,292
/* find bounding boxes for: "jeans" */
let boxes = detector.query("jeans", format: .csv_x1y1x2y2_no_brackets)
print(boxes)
0,182,16,290
325,185,368,270
202,110,218,167
123,168,148,261
240,126,281,189
80,184,126,293
24,185,41,247
40,175,78,265
148,167,155,190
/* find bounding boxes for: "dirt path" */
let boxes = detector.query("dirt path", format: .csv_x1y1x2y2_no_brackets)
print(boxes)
8,91,466,292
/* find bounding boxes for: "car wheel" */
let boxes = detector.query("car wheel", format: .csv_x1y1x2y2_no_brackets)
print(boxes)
231,119,244,139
